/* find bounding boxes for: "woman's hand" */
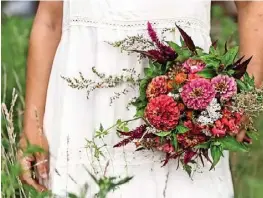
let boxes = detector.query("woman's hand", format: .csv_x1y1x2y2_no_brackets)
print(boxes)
236,116,250,143
18,132,49,192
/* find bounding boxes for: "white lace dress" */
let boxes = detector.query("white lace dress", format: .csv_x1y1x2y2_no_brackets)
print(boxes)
43,0,234,197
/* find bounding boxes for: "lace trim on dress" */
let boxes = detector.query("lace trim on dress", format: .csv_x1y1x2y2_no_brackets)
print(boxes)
63,16,210,35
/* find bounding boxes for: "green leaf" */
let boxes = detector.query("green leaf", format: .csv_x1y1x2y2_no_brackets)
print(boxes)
210,145,222,170
219,136,249,152
116,119,122,125
135,108,145,117
68,193,79,198
221,46,239,66
156,131,171,137
226,69,235,76
194,141,211,149
200,55,221,68
175,125,189,134
144,68,152,77
197,67,217,79
172,134,178,150
243,72,255,90
167,41,181,52
236,79,247,91
177,49,192,61
183,163,192,178
139,78,150,100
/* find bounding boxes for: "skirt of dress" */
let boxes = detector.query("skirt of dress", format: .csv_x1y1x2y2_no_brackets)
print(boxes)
43,24,234,198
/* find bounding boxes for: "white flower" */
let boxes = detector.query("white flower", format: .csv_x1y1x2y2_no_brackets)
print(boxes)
202,129,212,136
145,126,159,134
167,92,180,100
197,98,222,125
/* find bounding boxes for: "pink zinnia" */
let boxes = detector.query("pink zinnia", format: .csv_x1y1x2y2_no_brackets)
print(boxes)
181,78,215,110
144,95,180,131
146,76,168,100
211,75,237,100
183,58,206,74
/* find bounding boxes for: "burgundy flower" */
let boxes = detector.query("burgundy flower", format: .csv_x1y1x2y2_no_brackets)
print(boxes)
184,150,196,164
114,125,154,147
157,142,175,154
177,133,207,148
147,22,177,63
144,95,180,131
184,120,204,135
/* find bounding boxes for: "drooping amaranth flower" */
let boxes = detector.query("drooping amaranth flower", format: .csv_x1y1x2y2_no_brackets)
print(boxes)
181,78,216,110
146,76,168,100
144,95,180,131
211,75,237,100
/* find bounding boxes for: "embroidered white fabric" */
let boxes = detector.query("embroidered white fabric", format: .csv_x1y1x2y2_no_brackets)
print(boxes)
43,0,234,197
63,16,210,35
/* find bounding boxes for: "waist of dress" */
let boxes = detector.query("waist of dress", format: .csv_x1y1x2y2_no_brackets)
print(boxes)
62,16,210,36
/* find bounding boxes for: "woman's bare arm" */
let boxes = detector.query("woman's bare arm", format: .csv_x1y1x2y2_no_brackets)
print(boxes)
20,1,63,191
24,1,63,141
236,1,263,87
235,1,263,142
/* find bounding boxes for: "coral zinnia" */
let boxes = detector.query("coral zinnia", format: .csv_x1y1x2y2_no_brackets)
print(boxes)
146,76,168,100
181,78,215,110
174,72,187,84
211,75,237,100
144,95,180,131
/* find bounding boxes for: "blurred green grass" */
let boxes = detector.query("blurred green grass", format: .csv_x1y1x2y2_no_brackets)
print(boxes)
1,5,263,198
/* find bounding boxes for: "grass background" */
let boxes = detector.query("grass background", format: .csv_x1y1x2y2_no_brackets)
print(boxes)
1,5,263,198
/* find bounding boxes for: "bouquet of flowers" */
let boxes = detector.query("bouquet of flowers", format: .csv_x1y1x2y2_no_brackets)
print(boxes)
64,22,263,176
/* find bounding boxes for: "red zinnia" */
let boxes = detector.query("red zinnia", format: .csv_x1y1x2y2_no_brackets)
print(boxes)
144,95,180,131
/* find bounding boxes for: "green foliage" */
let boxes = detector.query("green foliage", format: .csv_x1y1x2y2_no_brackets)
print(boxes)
144,61,163,78
219,136,249,152
172,134,178,151
155,131,171,137
175,125,189,134
167,41,192,62
197,67,217,79
210,144,223,170
194,141,211,149
221,46,239,66
236,72,255,91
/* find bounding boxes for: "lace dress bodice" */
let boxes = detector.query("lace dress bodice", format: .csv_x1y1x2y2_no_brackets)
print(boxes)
62,0,211,35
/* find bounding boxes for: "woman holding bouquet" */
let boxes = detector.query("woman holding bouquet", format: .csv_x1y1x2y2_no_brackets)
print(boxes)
19,0,263,197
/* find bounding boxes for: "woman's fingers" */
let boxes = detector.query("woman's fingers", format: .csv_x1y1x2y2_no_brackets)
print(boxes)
17,149,48,192
22,174,48,192
35,151,49,180
236,115,249,142
236,128,246,142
